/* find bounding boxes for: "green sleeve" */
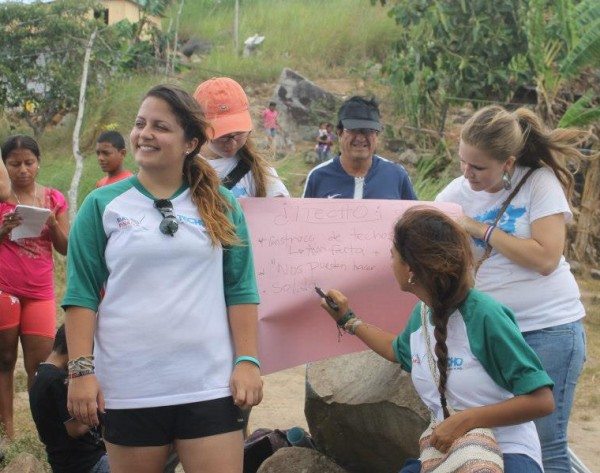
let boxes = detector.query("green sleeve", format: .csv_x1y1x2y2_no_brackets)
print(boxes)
61,191,110,312
461,290,554,395
221,190,259,306
391,303,423,372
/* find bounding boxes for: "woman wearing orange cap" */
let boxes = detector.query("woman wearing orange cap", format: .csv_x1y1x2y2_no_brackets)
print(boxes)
193,77,289,198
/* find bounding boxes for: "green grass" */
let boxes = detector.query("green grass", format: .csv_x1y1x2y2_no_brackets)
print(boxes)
177,0,398,81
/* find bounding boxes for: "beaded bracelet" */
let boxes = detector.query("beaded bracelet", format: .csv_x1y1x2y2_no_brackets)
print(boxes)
234,355,261,369
67,369,95,379
67,355,95,375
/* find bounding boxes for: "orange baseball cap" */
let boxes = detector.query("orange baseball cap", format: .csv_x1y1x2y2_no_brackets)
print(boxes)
193,77,253,139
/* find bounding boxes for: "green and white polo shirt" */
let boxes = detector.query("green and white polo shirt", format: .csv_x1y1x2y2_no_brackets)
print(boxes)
393,289,553,468
63,176,259,409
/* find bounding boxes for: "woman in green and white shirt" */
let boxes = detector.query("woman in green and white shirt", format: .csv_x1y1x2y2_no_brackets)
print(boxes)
319,207,554,473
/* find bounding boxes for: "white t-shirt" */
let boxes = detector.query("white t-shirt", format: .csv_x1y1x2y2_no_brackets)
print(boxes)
206,156,289,198
436,165,584,332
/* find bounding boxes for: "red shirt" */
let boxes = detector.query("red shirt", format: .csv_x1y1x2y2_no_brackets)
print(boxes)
95,170,133,188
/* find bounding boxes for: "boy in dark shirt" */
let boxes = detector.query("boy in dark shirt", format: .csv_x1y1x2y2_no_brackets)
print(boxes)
29,325,108,473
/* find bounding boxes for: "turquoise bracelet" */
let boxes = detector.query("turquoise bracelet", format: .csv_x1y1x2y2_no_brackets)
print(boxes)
234,355,261,368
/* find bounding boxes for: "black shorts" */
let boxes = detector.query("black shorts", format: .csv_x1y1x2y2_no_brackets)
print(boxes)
103,396,245,446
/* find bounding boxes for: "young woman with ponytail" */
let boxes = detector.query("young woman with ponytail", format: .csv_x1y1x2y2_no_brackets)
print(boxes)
193,77,289,198
436,105,588,472
63,84,262,473
320,207,554,473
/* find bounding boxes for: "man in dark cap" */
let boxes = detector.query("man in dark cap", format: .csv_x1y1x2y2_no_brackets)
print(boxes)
302,96,416,200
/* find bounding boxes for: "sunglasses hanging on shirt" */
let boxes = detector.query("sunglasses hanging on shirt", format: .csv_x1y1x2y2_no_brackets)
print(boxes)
154,199,179,237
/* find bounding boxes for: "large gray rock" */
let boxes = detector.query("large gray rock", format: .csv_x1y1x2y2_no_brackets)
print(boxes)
1,453,46,473
306,351,429,473
257,447,348,473
271,68,340,145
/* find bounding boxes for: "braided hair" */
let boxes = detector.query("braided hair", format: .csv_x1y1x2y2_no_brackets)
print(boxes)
393,207,474,418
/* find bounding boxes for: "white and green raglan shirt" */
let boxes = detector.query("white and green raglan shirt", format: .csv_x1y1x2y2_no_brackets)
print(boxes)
62,176,259,409
392,289,553,469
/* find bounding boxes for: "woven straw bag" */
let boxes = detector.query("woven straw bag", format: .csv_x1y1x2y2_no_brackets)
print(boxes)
419,304,504,473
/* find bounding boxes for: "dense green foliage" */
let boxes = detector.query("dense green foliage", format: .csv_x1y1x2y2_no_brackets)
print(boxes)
382,0,529,101
0,0,180,136
0,1,102,136
377,0,599,127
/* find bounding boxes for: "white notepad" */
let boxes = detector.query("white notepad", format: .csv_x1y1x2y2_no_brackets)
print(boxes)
10,204,51,240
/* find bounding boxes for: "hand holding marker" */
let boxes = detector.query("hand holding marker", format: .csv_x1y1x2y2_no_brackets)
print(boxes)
315,286,339,311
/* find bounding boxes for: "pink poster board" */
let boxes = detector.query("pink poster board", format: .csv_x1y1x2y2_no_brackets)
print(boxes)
240,198,463,374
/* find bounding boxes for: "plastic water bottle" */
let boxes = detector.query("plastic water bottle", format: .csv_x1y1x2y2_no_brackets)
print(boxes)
286,426,315,448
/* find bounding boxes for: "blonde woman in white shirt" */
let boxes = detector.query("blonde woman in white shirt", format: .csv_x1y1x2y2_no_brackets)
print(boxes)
436,105,588,473
193,77,289,199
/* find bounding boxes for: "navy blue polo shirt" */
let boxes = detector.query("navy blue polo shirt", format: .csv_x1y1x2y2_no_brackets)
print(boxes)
302,155,417,200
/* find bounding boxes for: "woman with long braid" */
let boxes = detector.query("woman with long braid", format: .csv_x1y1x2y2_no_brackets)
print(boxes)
319,207,555,472
64,85,262,473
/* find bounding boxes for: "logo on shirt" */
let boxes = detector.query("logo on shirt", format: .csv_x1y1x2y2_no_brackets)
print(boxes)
326,194,341,199
474,204,526,247
176,214,205,227
116,216,148,230
447,357,464,369
411,354,464,370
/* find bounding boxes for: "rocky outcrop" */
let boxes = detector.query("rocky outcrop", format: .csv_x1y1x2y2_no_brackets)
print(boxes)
305,351,429,473
271,68,340,145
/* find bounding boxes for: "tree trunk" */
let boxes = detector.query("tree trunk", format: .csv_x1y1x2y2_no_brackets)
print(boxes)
68,28,97,223
573,156,600,263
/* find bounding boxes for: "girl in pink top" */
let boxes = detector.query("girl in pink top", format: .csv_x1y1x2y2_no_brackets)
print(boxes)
262,102,279,150
0,135,69,440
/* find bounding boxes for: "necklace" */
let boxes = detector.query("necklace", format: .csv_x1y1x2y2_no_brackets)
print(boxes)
12,183,41,207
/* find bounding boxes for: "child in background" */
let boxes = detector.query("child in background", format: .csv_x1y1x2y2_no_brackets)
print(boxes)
262,102,279,150
315,122,334,163
95,131,132,188
29,325,109,473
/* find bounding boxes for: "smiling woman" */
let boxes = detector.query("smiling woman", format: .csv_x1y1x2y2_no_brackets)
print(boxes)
63,84,263,473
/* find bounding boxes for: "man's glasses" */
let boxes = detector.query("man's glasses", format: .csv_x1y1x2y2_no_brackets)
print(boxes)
343,128,379,137
213,131,250,144
154,199,179,237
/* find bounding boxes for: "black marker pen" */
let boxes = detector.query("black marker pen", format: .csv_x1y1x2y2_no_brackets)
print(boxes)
315,286,339,311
